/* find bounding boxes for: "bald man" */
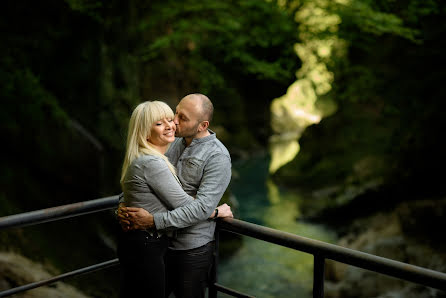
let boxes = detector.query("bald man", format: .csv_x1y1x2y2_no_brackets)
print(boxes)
118,93,232,298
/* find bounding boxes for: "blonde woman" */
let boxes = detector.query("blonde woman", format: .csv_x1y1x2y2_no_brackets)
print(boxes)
117,100,196,298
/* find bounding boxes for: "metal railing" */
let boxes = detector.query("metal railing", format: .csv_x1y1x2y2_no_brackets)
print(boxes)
1,196,446,298
0,195,121,297
210,218,446,298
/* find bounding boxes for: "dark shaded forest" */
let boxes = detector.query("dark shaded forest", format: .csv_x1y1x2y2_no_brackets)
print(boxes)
1,0,446,297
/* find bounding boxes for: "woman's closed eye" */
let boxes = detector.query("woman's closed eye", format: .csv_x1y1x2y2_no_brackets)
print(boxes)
155,119,173,125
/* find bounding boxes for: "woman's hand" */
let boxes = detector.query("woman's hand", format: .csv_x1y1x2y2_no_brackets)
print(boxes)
116,203,131,231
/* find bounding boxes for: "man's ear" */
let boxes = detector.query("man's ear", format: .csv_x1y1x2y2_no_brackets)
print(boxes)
198,121,209,132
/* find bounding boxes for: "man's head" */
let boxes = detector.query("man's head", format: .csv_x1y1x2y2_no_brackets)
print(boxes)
174,93,213,142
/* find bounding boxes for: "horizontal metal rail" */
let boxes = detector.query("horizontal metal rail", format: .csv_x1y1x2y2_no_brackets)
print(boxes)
217,218,446,294
1,196,446,297
0,195,119,230
213,283,256,298
0,259,119,298
0,196,121,297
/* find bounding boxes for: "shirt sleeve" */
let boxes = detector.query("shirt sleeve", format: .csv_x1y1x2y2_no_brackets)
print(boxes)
143,158,194,209
153,153,232,229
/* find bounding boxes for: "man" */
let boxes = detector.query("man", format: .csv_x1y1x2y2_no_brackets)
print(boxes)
118,93,232,298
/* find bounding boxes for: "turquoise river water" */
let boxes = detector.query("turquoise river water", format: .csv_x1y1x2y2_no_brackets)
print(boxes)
217,155,337,298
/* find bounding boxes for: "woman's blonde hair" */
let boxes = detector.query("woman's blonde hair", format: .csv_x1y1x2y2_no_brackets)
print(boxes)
120,101,177,185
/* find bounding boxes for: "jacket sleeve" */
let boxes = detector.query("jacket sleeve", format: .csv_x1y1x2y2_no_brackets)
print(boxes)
153,153,231,229
143,158,194,209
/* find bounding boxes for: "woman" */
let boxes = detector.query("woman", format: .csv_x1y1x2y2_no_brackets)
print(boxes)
117,100,196,298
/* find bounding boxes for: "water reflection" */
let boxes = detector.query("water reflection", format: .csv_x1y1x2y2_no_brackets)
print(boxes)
218,156,337,298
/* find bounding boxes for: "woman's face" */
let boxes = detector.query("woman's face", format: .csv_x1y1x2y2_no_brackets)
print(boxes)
148,117,176,147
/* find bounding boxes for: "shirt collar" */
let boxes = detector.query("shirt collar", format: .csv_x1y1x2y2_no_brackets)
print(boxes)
182,129,216,147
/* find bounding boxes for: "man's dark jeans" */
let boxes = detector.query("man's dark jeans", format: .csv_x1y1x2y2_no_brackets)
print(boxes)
166,241,215,298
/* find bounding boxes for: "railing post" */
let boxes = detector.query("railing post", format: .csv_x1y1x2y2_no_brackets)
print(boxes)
208,222,220,298
313,254,325,298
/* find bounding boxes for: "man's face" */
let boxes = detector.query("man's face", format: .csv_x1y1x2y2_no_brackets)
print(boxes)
174,98,201,138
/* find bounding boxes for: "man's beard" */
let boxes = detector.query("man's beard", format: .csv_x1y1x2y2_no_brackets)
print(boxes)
175,123,200,138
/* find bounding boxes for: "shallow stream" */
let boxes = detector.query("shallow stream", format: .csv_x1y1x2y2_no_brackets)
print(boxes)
218,155,337,298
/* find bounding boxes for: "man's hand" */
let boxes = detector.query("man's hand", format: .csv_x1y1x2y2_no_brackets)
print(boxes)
216,203,233,218
125,207,155,230
117,203,155,231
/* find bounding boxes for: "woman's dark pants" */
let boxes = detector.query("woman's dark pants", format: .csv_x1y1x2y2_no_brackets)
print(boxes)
117,230,168,298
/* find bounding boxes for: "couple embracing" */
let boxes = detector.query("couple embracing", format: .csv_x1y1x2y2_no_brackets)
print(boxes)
116,93,233,298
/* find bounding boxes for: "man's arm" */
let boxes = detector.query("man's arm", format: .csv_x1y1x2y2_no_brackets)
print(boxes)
116,154,232,230
153,153,232,230
119,202,233,230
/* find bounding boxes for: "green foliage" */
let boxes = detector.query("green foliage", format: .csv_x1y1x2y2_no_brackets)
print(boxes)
134,0,300,150
140,0,298,82
273,0,446,207
0,63,69,129
335,0,420,42
64,0,104,21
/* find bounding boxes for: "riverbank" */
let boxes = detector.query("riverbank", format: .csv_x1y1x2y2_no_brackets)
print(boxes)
321,197,446,298
0,252,88,297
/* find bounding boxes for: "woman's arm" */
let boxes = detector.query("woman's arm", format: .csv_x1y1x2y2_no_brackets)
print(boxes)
142,158,194,209
118,155,233,231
